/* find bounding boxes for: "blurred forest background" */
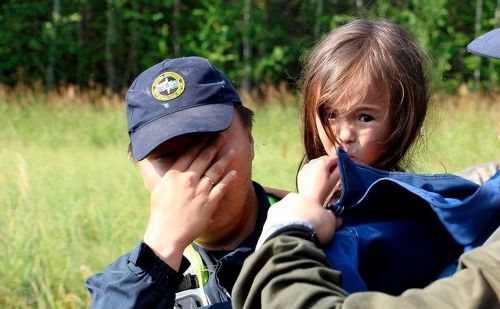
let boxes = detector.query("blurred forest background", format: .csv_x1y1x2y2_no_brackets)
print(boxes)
1,0,499,95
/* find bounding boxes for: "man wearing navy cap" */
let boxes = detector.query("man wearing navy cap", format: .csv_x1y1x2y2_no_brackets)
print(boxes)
86,57,278,308
232,28,500,309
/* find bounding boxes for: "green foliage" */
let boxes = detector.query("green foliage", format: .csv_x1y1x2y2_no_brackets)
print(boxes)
0,1,50,85
1,1,498,92
368,0,499,92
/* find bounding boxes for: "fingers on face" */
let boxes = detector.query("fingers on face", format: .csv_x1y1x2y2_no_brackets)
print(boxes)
197,169,237,217
161,134,236,195
168,136,226,184
199,148,235,191
170,137,214,171
207,170,237,205
202,174,216,187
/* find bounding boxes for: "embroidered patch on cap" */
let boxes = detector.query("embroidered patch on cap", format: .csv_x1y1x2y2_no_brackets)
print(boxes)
151,72,185,101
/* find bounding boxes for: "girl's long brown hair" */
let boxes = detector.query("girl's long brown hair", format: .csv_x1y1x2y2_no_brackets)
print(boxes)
299,19,430,172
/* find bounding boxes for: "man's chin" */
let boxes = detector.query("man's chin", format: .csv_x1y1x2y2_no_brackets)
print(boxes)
195,221,238,249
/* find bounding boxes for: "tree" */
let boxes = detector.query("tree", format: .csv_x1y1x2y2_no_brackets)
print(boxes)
46,0,60,91
474,0,483,87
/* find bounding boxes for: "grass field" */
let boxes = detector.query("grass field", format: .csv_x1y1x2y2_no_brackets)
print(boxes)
0,88,499,307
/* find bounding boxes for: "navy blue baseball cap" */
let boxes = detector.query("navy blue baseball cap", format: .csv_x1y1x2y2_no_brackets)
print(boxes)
127,57,242,161
467,28,500,59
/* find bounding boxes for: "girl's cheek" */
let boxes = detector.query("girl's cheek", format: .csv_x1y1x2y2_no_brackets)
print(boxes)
320,135,335,156
315,126,334,154
325,144,336,156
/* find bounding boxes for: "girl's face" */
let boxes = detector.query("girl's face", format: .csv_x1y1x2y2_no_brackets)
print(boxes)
315,86,391,166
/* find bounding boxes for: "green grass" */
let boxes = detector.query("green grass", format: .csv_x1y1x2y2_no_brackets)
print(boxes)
252,101,302,190
416,94,500,173
0,103,148,308
0,91,499,307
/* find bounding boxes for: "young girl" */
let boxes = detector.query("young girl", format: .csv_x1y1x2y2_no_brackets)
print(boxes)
298,18,429,206
232,23,500,308
244,19,500,298
266,19,430,205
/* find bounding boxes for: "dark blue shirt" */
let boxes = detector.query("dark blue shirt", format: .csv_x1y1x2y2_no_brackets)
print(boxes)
86,182,270,309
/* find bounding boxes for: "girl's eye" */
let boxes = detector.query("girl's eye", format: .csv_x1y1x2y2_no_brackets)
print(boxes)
327,111,337,119
359,114,374,122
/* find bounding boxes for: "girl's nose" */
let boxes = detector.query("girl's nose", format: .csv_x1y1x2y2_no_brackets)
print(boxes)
336,121,355,145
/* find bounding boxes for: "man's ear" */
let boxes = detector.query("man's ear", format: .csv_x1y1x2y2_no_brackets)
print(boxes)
247,129,255,160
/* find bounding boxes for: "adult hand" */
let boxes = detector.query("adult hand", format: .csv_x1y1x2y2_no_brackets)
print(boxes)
297,153,340,206
143,139,237,270
264,193,341,245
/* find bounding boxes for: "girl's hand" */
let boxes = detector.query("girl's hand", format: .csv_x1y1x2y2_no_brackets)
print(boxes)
297,153,340,206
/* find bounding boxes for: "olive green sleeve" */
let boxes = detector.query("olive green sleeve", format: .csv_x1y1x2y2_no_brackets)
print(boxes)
232,236,348,309
232,235,500,309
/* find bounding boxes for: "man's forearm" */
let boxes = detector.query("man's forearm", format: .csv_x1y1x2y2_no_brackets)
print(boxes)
86,242,186,308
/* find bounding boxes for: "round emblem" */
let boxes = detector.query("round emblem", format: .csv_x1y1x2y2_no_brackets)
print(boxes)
151,72,185,101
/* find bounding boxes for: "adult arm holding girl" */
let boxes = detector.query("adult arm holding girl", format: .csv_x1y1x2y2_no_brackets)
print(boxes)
232,21,500,309
233,149,500,308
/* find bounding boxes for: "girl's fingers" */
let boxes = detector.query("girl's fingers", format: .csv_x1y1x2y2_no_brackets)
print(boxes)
323,156,338,175
310,154,338,169
298,154,341,206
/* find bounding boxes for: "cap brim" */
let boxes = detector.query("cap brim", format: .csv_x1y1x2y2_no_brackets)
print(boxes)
131,103,234,160
467,28,500,59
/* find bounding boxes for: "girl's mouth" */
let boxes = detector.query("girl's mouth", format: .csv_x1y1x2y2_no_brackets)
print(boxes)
347,154,357,161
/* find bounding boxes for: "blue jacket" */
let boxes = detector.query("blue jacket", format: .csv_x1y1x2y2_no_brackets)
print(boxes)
324,148,500,295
